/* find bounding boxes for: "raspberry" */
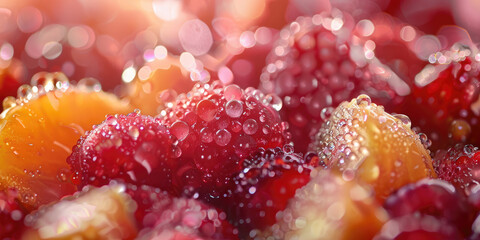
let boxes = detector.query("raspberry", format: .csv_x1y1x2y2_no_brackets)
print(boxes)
158,81,288,199
395,45,480,151
434,144,480,194
260,11,404,153
223,146,312,236
130,185,239,240
373,215,463,240
67,112,175,192
0,189,27,239
383,179,475,237
310,95,435,201
256,170,387,240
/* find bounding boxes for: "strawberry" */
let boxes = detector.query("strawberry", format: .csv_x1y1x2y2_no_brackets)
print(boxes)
67,112,175,193
158,81,288,199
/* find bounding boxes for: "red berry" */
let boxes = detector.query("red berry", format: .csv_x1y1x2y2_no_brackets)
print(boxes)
223,146,312,236
131,187,239,240
373,215,463,240
395,45,480,151
434,144,480,194
159,81,288,199
67,112,175,192
260,12,403,153
383,179,475,237
0,188,27,239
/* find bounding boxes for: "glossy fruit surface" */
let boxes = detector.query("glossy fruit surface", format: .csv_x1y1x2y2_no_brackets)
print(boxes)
0,72,133,209
310,95,435,201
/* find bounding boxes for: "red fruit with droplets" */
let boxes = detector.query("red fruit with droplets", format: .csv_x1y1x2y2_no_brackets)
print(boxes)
383,179,475,237
434,144,480,194
260,11,405,153
373,215,463,240
395,45,480,151
223,146,312,236
0,188,27,239
129,185,238,240
67,112,175,192
158,81,288,199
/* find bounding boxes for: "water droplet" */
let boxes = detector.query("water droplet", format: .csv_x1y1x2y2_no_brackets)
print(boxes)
128,126,140,140
56,168,69,182
17,85,34,100
224,85,243,101
214,129,232,146
243,119,258,135
200,127,213,143
283,144,294,154
225,100,243,118
78,77,101,92
170,121,189,141
263,93,282,111
196,99,217,122
158,89,177,107
393,114,412,128
2,96,16,109
450,119,471,142
320,107,334,121
355,94,371,106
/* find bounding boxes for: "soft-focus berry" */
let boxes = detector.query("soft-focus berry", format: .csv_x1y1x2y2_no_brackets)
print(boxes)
224,146,312,236
310,95,435,201
159,81,288,199
68,112,175,192
384,178,475,237
22,184,138,240
373,215,463,240
434,144,480,194
254,170,387,240
260,11,405,153
0,188,27,239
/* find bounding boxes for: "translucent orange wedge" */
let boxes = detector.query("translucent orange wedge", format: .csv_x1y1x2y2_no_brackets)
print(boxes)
0,72,133,209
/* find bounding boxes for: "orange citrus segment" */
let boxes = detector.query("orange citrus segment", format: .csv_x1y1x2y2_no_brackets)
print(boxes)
0,74,133,209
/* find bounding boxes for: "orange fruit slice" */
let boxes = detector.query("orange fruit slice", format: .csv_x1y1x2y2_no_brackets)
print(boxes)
310,95,436,201
0,72,133,209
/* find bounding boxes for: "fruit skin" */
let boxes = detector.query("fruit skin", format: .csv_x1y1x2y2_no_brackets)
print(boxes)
223,146,312,236
0,73,133,209
373,215,463,240
383,178,475,237
260,12,404,153
395,45,480,151
254,170,388,240
21,184,138,240
0,188,27,239
67,112,176,193
128,185,238,240
310,95,436,201
434,144,480,194
158,81,288,199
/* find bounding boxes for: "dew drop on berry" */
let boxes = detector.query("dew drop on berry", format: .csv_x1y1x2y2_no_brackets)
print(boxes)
243,119,258,135
170,121,190,141
158,89,177,107
200,127,213,143
355,94,372,106
214,129,232,146
393,114,412,128
224,84,243,101
263,93,283,111
196,99,217,122
225,100,243,118
128,126,140,140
